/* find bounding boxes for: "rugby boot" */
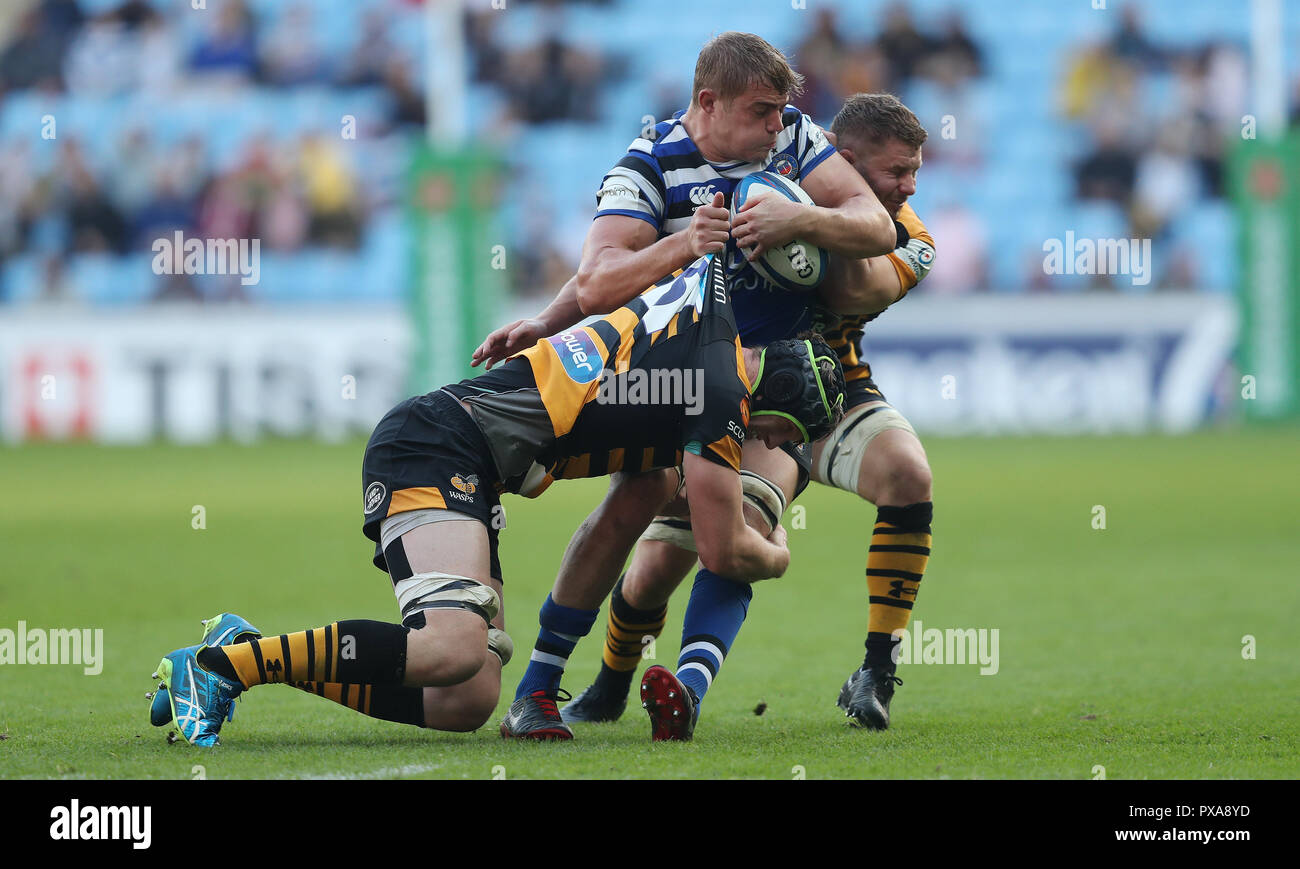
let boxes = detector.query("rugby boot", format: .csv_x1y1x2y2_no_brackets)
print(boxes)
640,665,699,741
500,689,574,740
148,613,260,727
153,644,244,747
560,675,630,723
837,663,903,730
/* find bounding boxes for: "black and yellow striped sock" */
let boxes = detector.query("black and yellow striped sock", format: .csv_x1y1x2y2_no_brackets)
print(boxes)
290,682,425,727
198,620,409,688
865,502,932,669
596,576,667,689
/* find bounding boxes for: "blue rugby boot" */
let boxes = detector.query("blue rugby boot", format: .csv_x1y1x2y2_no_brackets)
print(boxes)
148,613,260,727
198,613,261,648
152,645,244,747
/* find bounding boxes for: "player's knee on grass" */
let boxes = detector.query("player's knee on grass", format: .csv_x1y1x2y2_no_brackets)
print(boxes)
421,662,500,732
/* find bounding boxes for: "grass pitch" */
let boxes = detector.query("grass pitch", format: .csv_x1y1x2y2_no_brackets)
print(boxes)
1,428,1296,779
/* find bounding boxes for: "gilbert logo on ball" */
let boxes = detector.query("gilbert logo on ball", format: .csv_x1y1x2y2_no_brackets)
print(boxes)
730,171,828,292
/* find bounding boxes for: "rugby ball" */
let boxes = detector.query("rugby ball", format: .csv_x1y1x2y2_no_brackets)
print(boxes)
730,171,828,292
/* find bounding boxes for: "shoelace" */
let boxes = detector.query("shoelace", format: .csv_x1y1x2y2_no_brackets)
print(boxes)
858,667,902,691
531,688,573,719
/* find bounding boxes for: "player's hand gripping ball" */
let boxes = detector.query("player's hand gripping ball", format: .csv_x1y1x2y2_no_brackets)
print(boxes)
730,171,828,292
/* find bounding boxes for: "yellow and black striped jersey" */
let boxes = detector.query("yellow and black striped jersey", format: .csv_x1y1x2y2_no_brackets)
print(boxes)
444,255,750,496
823,203,935,382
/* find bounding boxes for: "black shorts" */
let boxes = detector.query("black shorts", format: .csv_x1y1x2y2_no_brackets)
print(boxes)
361,390,504,581
780,440,812,498
844,369,888,409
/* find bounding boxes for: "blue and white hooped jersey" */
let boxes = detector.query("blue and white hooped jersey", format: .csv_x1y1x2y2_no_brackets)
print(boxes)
594,106,837,344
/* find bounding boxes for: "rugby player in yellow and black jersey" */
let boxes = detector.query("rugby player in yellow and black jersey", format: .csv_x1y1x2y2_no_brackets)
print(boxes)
146,253,845,745
811,96,936,732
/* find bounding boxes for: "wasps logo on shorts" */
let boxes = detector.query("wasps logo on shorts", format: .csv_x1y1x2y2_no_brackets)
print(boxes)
451,474,478,495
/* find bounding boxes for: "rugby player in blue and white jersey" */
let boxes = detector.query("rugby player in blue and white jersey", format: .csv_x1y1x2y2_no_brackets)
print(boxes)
533,96,937,740
475,32,899,738
592,96,939,736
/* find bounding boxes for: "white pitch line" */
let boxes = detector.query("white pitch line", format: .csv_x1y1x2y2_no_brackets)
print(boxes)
288,763,445,780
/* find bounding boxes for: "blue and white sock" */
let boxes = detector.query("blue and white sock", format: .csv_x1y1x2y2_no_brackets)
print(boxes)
514,594,599,699
675,569,753,705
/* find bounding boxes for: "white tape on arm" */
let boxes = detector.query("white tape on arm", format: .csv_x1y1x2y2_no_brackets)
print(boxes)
740,470,787,533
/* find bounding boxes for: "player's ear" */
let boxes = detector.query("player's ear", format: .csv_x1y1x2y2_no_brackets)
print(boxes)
838,147,857,167
697,88,717,114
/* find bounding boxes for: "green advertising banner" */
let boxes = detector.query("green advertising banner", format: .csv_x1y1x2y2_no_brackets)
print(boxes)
1230,132,1300,420
406,147,505,394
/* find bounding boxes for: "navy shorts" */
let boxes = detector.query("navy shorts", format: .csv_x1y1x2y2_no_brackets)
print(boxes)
361,390,504,581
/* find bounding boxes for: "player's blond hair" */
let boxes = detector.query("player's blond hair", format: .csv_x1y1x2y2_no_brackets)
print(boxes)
831,93,927,149
692,32,804,107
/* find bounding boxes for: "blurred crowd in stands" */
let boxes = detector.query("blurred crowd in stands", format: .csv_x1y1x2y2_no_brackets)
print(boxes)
1063,4,1246,283
0,0,427,302
1,0,1297,305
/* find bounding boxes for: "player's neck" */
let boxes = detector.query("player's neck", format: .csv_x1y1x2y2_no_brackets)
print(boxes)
680,106,729,165
742,347,761,389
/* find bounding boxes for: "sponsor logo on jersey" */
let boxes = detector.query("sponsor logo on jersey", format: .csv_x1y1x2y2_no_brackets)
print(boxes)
689,184,716,206
768,154,797,177
548,329,603,384
727,419,746,443
895,239,936,282
450,474,478,495
600,182,638,200
710,257,727,304
364,481,386,515
597,182,639,210
807,305,839,334
807,123,829,153
446,483,474,503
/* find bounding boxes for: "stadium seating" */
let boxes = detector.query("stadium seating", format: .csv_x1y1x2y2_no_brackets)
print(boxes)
0,0,1293,306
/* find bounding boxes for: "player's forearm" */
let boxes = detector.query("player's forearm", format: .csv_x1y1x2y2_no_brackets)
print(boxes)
797,195,896,260
819,256,902,315
574,233,694,315
705,526,789,583
535,276,586,333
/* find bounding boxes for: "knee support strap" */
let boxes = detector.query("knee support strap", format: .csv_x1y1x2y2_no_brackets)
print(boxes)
394,572,501,626
817,403,917,494
639,517,697,553
487,627,513,666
